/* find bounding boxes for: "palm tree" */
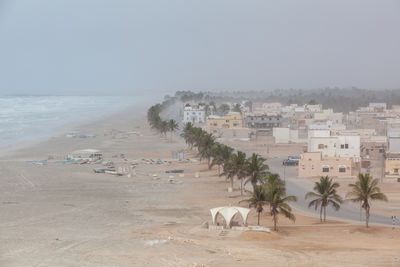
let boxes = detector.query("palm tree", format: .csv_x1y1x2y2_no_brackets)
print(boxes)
265,177,297,231
264,173,284,189
305,176,343,222
245,153,269,189
346,173,388,227
159,120,169,137
240,185,268,225
211,143,233,175
167,119,179,141
197,133,215,168
231,151,247,195
181,122,194,148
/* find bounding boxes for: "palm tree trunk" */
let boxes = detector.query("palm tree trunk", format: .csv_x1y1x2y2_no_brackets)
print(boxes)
208,158,211,169
231,177,234,190
274,215,277,231
257,212,260,225
218,165,220,176
319,206,323,222
366,207,370,228
240,180,243,195
324,206,327,222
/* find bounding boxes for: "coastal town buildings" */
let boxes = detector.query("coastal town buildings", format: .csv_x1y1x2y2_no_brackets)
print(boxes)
385,152,400,177
244,113,281,129
183,104,206,124
206,112,243,133
298,152,354,178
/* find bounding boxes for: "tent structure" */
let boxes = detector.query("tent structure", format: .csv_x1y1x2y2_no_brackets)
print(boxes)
210,206,251,228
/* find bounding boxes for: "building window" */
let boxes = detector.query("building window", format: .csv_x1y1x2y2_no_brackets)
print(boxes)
322,167,329,172
379,149,384,153
226,120,229,123
395,169,399,174
318,144,324,149
345,144,349,149
339,167,346,173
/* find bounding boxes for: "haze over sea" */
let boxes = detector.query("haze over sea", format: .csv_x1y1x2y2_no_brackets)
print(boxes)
0,96,143,148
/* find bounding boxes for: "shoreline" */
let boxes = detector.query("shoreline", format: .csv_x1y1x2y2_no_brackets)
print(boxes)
0,104,146,158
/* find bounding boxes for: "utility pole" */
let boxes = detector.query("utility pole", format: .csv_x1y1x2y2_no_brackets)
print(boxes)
284,164,286,181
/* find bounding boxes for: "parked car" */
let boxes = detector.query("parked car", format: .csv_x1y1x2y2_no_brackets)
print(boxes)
283,156,300,166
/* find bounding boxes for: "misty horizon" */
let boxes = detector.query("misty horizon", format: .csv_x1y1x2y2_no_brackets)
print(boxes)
1,0,400,96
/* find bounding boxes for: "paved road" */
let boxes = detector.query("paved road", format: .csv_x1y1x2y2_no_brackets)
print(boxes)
269,157,393,226
240,149,394,226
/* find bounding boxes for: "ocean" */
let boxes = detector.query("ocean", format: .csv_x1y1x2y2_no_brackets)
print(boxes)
0,96,141,148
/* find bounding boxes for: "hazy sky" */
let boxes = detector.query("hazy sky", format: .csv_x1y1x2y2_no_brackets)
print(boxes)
0,0,399,96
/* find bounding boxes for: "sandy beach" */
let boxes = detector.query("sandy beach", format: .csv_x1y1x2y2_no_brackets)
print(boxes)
1,107,400,267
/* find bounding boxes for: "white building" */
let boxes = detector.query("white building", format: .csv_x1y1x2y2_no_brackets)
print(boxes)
308,135,360,161
183,104,206,124
388,131,400,152
273,128,299,144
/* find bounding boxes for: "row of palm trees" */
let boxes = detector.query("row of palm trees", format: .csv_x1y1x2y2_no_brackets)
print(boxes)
305,174,388,227
242,173,388,230
181,122,299,231
147,104,179,138
241,174,297,231
181,122,272,193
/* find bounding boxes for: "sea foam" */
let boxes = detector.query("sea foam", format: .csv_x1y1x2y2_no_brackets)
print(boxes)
0,96,137,148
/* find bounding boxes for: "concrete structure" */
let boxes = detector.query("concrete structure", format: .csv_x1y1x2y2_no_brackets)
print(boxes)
298,152,354,178
385,152,400,177
210,206,251,228
207,112,243,133
244,113,281,129
273,127,299,144
360,138,387,179
308,135,360,161
308,129,330,138
334,129,376,137
183,104,206,124
388,131,400,152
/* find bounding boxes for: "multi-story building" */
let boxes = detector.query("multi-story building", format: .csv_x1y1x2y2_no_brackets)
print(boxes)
244,113,281,129
298,152,354,178
207,112,243,133
182,104,206,124
385,152,400,177
388,131,400,151
308,135,360,162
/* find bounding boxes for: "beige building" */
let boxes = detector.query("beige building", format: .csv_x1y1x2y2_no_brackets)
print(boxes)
207,112,243,133
298,152,354,178
385,152,400,177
